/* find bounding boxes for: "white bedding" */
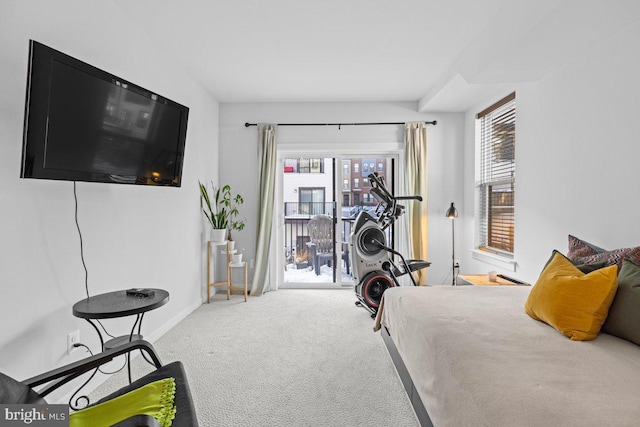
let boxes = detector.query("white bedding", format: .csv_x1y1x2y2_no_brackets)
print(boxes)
377,285,640,427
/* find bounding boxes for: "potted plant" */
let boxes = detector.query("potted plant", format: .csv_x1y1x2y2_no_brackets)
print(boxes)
232,248,244,264
226,195,245,246
199,181,245,244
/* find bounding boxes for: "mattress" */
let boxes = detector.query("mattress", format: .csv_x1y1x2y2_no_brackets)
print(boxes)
376,285,640,427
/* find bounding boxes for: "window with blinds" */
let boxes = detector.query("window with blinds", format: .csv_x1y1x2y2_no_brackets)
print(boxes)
476,93,515,256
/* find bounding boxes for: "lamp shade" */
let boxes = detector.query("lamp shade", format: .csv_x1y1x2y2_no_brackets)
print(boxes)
445,202,458,218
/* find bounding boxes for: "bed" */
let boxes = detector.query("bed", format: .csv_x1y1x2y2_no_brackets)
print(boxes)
374,285,640,427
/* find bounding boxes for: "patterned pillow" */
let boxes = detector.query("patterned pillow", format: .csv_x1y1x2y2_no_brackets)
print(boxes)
572,246,640,271
567,235,606,261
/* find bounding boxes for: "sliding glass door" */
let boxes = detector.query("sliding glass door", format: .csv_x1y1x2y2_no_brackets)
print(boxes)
280,153,396,288
282,157,341,286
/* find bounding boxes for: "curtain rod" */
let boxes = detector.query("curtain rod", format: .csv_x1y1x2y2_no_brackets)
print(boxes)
244,120,437,128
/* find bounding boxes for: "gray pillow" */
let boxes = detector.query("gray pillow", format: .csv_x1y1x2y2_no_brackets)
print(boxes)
542,250,606,273
602,259,640,345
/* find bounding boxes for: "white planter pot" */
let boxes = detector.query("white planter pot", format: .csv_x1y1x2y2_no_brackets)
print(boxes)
227,240,236,252
211,228,227,243
232,253,243,264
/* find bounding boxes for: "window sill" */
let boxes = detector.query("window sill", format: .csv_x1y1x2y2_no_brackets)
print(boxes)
471,249,517,272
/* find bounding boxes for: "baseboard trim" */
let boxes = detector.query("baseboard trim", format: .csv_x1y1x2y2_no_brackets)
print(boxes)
145,298,202,343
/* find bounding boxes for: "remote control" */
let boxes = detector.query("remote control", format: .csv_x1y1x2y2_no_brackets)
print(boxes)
126,288,155,297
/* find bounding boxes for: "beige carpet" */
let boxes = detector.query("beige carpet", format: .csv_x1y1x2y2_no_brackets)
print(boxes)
91,288,419,426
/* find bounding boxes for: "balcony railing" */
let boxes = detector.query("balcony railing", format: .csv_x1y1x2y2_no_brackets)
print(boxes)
284,202,335,218
284,203,357,267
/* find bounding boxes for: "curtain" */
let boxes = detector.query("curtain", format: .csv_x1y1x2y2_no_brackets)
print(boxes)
404,122,429,285
251,123,278,296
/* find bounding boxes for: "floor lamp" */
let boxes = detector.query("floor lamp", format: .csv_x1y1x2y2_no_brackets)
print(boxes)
445,202,458,286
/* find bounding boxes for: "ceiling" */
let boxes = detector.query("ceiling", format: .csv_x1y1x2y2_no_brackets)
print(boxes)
111,0,640,111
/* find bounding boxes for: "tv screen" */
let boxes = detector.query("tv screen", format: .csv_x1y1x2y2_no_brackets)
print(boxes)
21,41,189,186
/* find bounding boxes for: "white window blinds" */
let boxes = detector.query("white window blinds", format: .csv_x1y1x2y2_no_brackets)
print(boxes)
476,93,515,255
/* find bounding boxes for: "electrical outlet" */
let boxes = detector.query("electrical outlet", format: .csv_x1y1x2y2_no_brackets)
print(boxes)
250,259,255,269
67,330,80,355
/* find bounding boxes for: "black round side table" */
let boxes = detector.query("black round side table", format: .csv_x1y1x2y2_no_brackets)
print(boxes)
73,289,169,383
73,288,169,348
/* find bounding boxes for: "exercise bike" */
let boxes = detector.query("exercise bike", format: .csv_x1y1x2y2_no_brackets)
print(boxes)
349,173,430,317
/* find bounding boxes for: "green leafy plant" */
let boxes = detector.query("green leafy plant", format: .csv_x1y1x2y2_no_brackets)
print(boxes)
199,181,245,239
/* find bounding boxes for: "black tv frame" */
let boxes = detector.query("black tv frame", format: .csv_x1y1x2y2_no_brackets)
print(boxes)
21,40,189,187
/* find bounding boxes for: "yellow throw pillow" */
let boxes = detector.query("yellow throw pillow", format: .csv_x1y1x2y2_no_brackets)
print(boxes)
525,252,618,341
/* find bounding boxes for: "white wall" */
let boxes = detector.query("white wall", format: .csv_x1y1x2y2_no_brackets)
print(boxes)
219,102,464,286
460,21,640,284
0,0,218,383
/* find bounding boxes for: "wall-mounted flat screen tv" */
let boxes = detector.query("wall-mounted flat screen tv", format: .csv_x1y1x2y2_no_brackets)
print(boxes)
21,40,189,186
